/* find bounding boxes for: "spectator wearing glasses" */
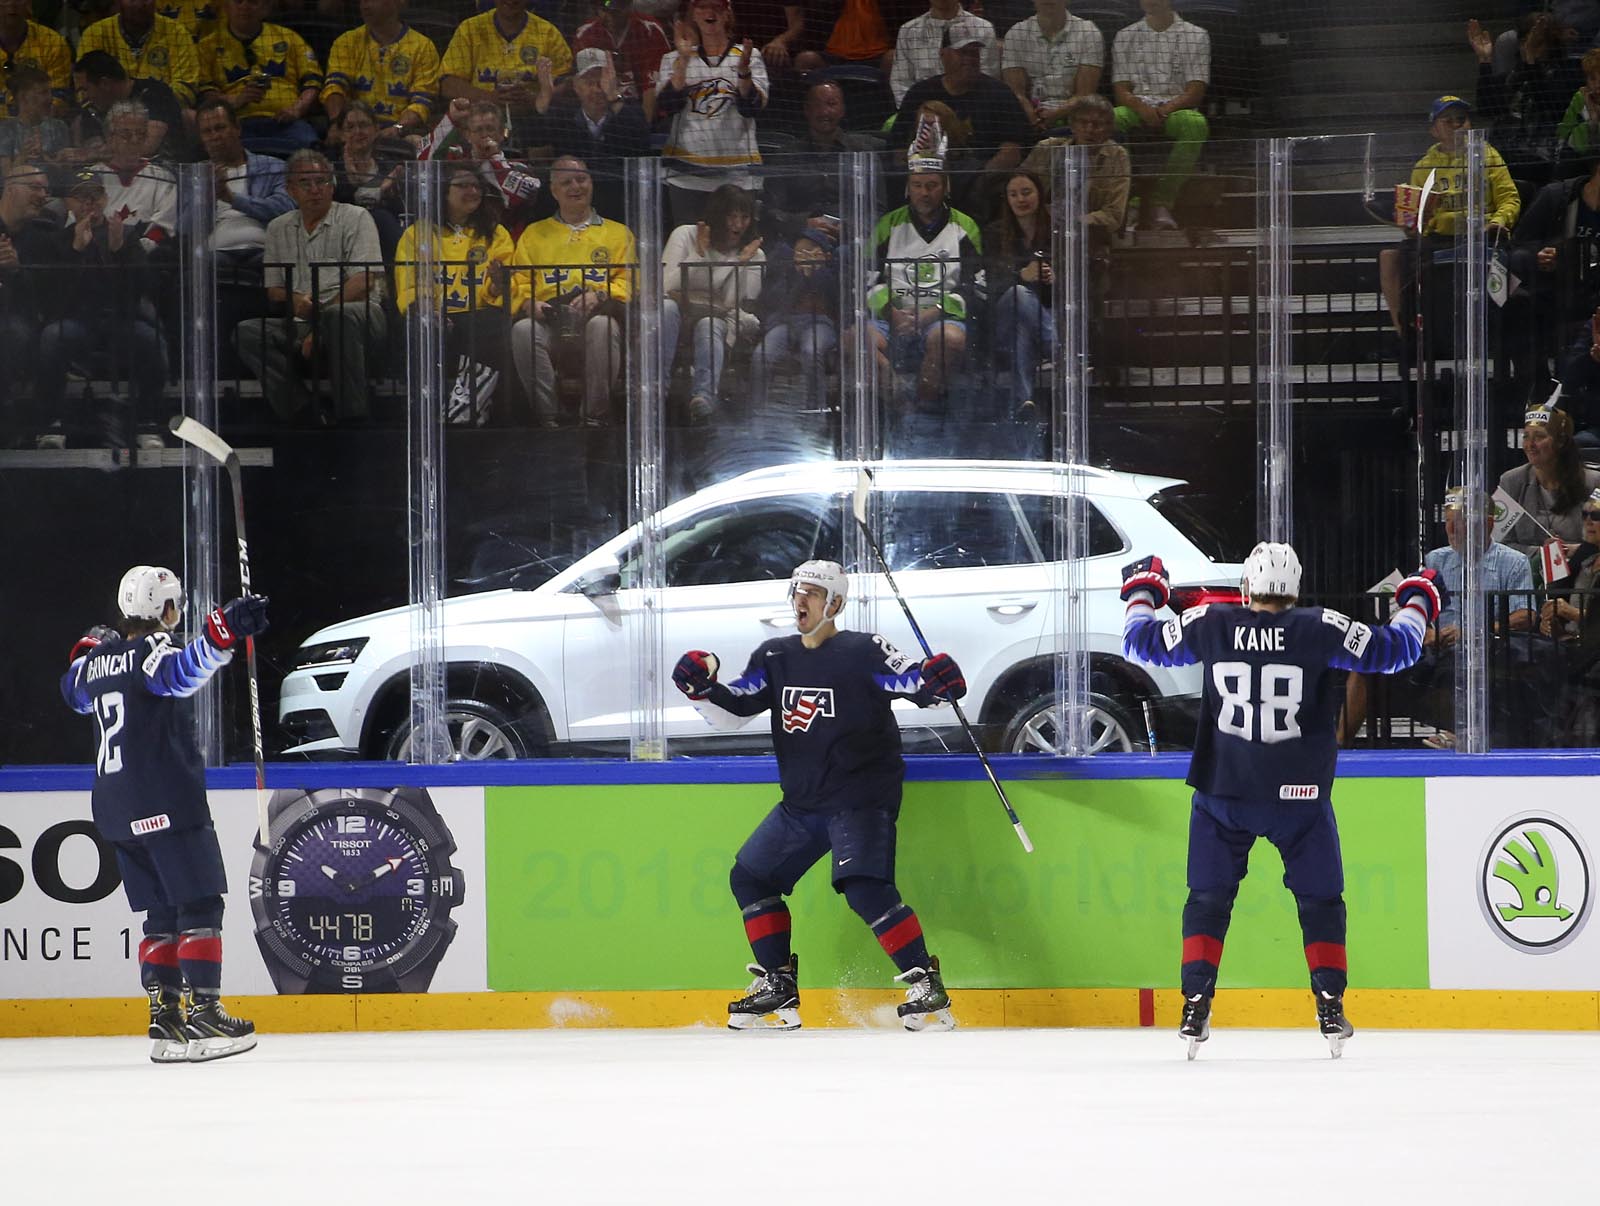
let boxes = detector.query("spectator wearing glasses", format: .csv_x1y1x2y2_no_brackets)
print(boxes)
395,164,514,426
1111,0,1210,232
71,50,186,162
329,101,408,263
78,0,201,109
1540,489,1600,641
235,149,388,426
510,154,637,427
320,0,441,136
0,0,73,115
0,66,71,172
420,97,543,232
197,0,324,154
83,100,178,259
0,161,52,445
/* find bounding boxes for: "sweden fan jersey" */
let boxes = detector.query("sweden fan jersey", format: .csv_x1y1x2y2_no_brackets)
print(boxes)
0,21,72,111
156,0,218,41
78,15,201,105
510,214,637,308
197,23,322,121
440,10,572,92
393,222,514,314
322,25,441,126
1124,602,1425,805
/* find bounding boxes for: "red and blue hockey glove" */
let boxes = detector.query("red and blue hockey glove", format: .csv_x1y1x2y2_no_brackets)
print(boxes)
205,594,270,651
1395,567,1448,624
1120,555,1171,610
673,650,719,699
68,624,120,664
921,652,967,701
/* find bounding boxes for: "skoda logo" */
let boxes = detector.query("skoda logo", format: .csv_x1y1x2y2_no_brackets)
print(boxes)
1478,813,1593,954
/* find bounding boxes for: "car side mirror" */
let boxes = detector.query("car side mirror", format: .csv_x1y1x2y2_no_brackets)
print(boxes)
575,557,621,598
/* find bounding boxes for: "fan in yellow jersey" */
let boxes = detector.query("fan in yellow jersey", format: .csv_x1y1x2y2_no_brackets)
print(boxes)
0,2,73,115
510,155,636,428
395,164,516,426
197,0,322,151
321,0,441,133
440,0,572,137
79,0,201,107
1378,94,1521,338
156,0,218,41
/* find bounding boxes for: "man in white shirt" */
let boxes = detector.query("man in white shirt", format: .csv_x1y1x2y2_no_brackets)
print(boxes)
1001,0,1104,132
1111,0,1209,230
890,1,998,105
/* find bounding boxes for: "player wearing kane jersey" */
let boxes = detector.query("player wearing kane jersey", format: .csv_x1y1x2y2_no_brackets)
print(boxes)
1121,542,1446,1058
672,560,967,1031
59,566,269,1064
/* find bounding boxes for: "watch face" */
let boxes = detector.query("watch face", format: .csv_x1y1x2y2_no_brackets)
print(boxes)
250,788,462,992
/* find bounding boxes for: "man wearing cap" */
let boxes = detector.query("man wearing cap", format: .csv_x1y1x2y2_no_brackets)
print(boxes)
890,1,998,105
529,46,649,217
572,0,670,119
1111,0,1210,232
1378,95,1520,337
894,22,1033,182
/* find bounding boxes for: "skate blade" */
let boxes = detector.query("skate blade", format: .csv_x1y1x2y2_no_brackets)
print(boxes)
149,1037,190,1064
186,1033,258,1063
727,1009,801,1031
1185,1034,1205,1061
1325,1031,1349,1060
901,1008,956,1033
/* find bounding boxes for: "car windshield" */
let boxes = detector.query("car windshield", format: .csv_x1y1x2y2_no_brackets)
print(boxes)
618,495,843,589
1148,487,1244,564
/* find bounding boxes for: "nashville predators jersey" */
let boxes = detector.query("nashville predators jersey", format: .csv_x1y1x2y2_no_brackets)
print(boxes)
78,14,201,105
322,24,441,126
510,213,637,308
440,10,572,92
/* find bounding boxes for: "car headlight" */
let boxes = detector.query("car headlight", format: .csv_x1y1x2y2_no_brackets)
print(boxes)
291,637,369,670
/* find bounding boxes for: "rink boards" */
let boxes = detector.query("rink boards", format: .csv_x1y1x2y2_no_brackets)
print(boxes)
2,753,1599,1035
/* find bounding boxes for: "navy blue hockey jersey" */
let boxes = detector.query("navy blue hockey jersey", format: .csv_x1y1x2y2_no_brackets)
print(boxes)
693,630,943,813
1124,601,1426,805
60,632,232,841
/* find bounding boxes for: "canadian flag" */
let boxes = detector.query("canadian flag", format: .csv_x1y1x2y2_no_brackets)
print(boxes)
1542,538,1570,584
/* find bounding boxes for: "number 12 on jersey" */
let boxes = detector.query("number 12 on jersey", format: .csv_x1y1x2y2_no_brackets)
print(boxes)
1212,662,1304,743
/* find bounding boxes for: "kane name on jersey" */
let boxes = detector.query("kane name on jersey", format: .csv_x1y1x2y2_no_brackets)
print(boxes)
781,686,835,733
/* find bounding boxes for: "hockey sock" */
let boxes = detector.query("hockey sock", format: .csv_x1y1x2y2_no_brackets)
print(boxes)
842,878,931,974
730,864,792,969
139,914,182,1004
178,928,224,998
1296,895,1348,996
1181,890,1236,997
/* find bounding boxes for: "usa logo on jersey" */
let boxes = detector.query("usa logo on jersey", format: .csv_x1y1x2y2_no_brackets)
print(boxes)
781,687,835,733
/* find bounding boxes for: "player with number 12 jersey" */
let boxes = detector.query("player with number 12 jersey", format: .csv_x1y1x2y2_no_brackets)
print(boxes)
1120,542,1444,1058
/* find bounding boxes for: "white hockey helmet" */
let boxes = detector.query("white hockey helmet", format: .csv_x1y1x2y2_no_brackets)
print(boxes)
788,559,848,615
1241,542,1301,603
118,565,183,627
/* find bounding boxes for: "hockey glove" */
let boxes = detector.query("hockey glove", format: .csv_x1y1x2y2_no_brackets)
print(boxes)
673,650,719,699
1395,567,1448,624
205,594,270,651
1120,555,1171,610
68,624,120,664
921,652,967,701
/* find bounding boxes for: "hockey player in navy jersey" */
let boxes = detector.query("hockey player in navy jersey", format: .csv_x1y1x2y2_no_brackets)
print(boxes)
60,566,269,1064
1122,543,1445,1058
672,560,967,1031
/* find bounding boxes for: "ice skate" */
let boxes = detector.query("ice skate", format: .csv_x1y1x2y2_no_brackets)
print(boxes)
894,956,955,1032
147,989,189,1065
183,995,257,1062
727,957,801,1031
1316,991,1353,1059
1179,993,1211,1061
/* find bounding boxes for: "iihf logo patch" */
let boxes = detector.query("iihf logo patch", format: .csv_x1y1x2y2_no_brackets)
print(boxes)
781,687,835,733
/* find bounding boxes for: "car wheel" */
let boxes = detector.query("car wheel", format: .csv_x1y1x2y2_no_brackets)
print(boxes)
1001,691,1141,755
383,698,532,761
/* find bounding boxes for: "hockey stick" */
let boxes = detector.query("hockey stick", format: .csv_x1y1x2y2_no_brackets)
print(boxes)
169,416,269,846
1413,168,1437,567
852,468,1033,853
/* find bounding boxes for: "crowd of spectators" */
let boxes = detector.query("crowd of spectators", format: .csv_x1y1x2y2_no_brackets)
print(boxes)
0,0,1225,446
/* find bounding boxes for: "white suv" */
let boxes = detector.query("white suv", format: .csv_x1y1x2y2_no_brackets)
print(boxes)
278,460,1244,759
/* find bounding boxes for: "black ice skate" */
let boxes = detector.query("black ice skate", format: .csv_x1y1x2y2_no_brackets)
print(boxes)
1179,993,1211,1061
183,995,258,1062
1316,991,1354,1059
727,957,801,1031
894,956,955,1032
147,988,189,1065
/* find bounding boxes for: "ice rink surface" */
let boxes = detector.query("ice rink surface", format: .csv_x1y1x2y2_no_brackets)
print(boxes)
4,1025,1598,1203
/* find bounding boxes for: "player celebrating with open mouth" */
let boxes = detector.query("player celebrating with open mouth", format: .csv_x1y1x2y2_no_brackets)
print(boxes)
673,560,967,1031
